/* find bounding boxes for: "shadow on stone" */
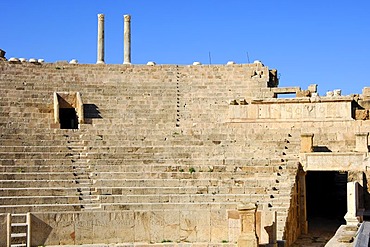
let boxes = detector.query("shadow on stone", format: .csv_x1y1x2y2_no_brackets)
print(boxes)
313,146,332,152
31,214,53,246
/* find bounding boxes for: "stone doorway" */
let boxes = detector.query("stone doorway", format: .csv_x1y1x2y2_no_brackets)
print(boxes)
306,171,347,220
53,92,84,129
305,171,347,238
59,108,78,129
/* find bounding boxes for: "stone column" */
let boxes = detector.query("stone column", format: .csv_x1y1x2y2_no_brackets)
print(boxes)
344,181,360,226
355,132,369,152
237,203,258,247
97,14,105,64
298,171,308,234
123,14,131,64
300,133,314,153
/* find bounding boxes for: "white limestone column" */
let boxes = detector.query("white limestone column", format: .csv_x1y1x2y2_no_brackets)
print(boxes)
344,181,359,226
97,14,105,64
123,15,131,64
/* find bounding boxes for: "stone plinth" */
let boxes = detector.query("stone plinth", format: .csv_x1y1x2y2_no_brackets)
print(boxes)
301,133,314,153
237,203,258,247
345,182,360,226
355,132,368,153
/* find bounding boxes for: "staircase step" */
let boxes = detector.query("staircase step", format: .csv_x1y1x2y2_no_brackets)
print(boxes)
11,213,27,217
11,232,27,238
10,244,27,247
11,223,27,227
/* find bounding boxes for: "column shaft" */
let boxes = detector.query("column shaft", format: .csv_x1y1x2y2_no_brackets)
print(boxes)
124,15,131,64
97,14,105,64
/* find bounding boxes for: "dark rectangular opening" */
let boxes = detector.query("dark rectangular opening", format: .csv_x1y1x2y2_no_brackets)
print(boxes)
59,108,78,129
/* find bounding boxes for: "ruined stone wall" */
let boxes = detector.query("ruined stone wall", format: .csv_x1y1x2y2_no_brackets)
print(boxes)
2,60,370,246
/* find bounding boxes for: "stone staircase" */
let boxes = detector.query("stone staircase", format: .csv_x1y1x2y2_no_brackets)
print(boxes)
0,61,321,245
64,133,101,210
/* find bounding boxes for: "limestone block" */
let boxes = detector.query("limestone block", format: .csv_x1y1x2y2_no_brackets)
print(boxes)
74,213,94,244
308,84,318,93
111,211,135,242
134,211,151,242
363,87,370,100
300,134,313,153
355,132,369,152
326,91,334,97
296,90,310,97
237,203,258,247
149,211,166,242
210,210,228,242
162,210,180,242
302,153,366,171
256,210,277,246
44,213,75,245
8,57,19,62
180,210,199,242
334,89,342,96
355,109,369,120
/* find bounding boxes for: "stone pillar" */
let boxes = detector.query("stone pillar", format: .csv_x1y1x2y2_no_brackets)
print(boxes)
298,171,308,234
237,203,258,247
97,14,105,64
300,133,314,153
345,181,360,226
123,14,131,64
355,132,369,152
7,213,11,247
256,204,277,247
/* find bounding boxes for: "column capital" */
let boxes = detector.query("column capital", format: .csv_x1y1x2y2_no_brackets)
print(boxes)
98,13,104,21
124,14,131,22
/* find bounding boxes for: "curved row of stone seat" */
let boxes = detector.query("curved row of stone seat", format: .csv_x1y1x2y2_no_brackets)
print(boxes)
0,192,280,205
0,187,86,196
0,145,86,152
0,177,282,188
0,169,282,180
0,201,243,214
0,158,293,173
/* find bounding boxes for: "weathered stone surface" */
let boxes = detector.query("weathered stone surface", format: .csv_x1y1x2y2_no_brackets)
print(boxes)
355,109,369,120
0,60,370,247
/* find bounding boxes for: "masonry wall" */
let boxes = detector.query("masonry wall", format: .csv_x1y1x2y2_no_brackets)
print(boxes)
1,60,370,246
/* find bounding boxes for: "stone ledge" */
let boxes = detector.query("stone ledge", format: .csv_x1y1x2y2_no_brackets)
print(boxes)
251,96,354,104
300,152,367,172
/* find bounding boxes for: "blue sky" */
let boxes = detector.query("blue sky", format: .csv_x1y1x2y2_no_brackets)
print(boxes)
2,1,370,95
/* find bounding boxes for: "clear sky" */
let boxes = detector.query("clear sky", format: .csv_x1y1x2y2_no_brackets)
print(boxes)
2,1,370,95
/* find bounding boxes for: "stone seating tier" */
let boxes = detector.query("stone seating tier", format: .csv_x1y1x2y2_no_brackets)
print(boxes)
1,61,351,245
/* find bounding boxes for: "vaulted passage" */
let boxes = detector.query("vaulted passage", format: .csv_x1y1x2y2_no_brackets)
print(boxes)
306,171,347,236
59,108,78,129
306,171,347,220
